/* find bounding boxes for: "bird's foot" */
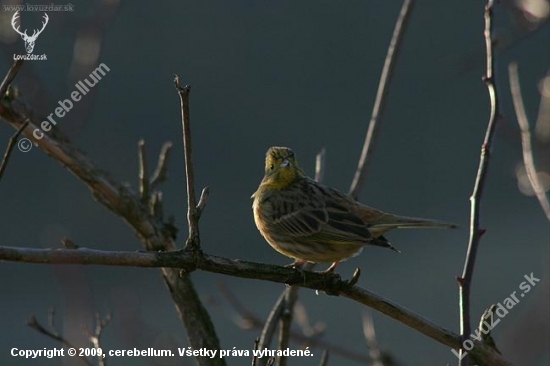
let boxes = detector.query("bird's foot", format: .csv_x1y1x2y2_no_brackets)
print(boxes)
285,259,307,269
321,261,339,273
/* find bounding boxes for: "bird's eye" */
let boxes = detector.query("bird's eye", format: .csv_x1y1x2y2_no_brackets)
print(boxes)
269,164,275,171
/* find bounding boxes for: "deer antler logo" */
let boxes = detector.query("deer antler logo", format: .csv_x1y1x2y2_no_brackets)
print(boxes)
11,11,49,54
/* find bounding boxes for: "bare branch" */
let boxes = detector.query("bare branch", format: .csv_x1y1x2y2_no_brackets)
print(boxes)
314,148,326,183
508,62,550,221
276,286,298,366
197,186,210,217
258,291,285,359
150,141,173,190
1,78,223,366
0,120,29,182
0,59,24,99
349,0,415,199
0,245,509,365
84,312,112,366
174,76,203,251
363,312,383,366
534,71,550,141
318,350,329,366
457,1,501,364
217,284,367,363
28,312,93,366
138,140,149,200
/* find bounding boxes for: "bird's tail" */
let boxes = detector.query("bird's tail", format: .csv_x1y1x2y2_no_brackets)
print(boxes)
356,204,457,237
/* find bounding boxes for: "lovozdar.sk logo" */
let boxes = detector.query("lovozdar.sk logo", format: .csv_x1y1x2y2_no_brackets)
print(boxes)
11,11,49,59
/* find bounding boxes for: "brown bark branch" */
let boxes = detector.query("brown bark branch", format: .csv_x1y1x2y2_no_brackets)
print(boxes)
0,75,223,366
0,244,510,365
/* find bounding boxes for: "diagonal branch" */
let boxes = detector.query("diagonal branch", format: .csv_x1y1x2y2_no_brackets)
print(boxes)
28,310,93,366
508,62,550,221
0,119,29,182
0,73,224,366
0,59,24,99
457,1,500,364
349,0,415,199
150,141,173,190
0,59,27,182
0,244,511,366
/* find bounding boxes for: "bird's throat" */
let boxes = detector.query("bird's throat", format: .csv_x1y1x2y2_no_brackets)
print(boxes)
262,168,302,190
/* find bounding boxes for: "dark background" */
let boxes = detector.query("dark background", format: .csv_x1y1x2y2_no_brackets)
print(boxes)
1,0,549,365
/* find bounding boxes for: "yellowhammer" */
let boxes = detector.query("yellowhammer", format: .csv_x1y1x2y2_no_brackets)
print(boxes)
252,146,456,272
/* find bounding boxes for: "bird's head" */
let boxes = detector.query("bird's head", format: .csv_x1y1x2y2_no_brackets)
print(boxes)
261,146,306,189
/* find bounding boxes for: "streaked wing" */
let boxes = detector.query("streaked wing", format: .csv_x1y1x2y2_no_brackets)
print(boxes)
269,183,373,245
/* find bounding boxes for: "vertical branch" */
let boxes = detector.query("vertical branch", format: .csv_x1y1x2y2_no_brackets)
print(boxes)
173,75,221,366
315,148,326,183
349,0,415,199
457,1,500,364
362,312,383,366
174,75,201,250
508,63,550,221
138,140,149,200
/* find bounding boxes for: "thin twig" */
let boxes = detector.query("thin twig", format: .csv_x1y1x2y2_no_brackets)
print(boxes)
458,1,500,364
174,75,201,251
315,148,326,183
508,62,550,221
0,120,29,182
138,140,149,200
534,70,550,141
28,312,93,366
349,0,415,199
172,75,221,366
218,274,406,366
219,282,368,363
252,338,260,366
363,312,383,366
84,312,112,366
150,141,173,190
318,350,329,366
258,291,285,359
276,286,298,366
0,59,24,98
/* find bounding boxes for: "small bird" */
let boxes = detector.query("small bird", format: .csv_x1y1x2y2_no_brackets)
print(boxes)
252,147,456,272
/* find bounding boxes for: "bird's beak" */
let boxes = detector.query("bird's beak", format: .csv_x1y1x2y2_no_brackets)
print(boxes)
280,158,290,168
